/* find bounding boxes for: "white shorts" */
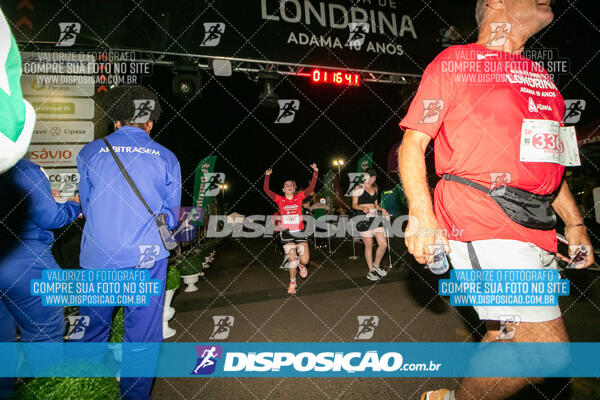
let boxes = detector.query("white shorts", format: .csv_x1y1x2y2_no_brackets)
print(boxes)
448,239,561,323
360,226,385,238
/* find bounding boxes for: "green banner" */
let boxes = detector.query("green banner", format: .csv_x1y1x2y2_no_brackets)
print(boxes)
193,155,217,214
381,185,408,217
356,153,373,172
320,169,336,208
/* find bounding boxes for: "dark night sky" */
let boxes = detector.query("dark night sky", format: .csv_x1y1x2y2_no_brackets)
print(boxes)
5,0,600,215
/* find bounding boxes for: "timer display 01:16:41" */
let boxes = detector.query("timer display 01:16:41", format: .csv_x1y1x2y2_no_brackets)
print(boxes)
310,69,360,86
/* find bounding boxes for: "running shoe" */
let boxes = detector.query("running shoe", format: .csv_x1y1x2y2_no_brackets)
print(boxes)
298,264,308,279
420,389,451,400
366,271,380,281
372,266,388,277
288,281,297,294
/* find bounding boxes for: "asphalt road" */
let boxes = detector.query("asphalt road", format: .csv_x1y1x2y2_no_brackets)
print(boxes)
153,236,600,400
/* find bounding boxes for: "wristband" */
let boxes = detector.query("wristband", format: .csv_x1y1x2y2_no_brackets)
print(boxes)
565,223,585,230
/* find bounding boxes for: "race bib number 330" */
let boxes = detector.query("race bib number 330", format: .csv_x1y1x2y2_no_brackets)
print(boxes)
520,119,580,166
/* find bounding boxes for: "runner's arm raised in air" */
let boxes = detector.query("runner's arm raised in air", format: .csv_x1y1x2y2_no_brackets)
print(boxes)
263,169,277,201
302,164,319,195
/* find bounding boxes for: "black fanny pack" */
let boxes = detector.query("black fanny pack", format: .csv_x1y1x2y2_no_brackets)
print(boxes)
442,174,557,231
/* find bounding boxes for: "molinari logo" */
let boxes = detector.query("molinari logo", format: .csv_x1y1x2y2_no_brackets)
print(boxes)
192,345,222,375
223,351,405,373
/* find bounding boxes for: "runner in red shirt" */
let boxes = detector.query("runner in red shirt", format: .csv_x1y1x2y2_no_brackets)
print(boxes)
398,1,593,399
264,163,318,294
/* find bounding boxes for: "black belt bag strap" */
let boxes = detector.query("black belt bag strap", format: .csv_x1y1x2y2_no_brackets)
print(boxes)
442,174,557,231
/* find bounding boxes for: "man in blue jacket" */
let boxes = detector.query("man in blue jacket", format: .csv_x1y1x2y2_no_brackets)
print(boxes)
0,158,80,396
75,85,181,400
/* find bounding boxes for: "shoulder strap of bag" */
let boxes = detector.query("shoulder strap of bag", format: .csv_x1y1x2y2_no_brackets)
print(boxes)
102,137,156,220
442,174,489,194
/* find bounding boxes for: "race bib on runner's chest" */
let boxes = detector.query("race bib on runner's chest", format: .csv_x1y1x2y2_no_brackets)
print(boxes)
282,214,300,226
520,119,581,166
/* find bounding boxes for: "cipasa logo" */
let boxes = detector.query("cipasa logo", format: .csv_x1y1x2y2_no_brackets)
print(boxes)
224,351,404,373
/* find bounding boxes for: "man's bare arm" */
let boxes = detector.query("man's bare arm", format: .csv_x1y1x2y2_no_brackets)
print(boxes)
552,179,594,267
399,129,434,219
398,129,447,264
552,179,584,226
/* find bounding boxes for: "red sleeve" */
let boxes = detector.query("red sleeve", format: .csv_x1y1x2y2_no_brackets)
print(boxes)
263,174,277,202
302,170,318,196
399,47,457,139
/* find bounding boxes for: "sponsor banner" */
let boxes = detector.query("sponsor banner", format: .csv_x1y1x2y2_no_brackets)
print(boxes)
21,51,96,75
27,97,94,120
46,168,79,202
173,0,436,75
22,74,95,97
32,120,94,143
0,342,597,377
193,155,218,215
27,144,85,167
12,1,444,76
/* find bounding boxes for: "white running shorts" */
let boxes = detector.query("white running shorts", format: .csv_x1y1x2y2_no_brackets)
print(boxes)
448,239,561,323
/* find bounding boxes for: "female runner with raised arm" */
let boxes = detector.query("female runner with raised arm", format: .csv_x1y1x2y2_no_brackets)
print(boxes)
264,164,318,294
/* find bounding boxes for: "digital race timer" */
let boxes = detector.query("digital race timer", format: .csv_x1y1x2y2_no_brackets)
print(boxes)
310,69,360,86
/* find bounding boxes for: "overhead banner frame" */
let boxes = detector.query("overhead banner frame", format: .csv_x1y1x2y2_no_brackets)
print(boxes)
10,0,446,83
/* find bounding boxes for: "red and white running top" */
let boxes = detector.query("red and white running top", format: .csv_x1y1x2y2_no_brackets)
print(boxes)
399,43,565,252
264,170,317,231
